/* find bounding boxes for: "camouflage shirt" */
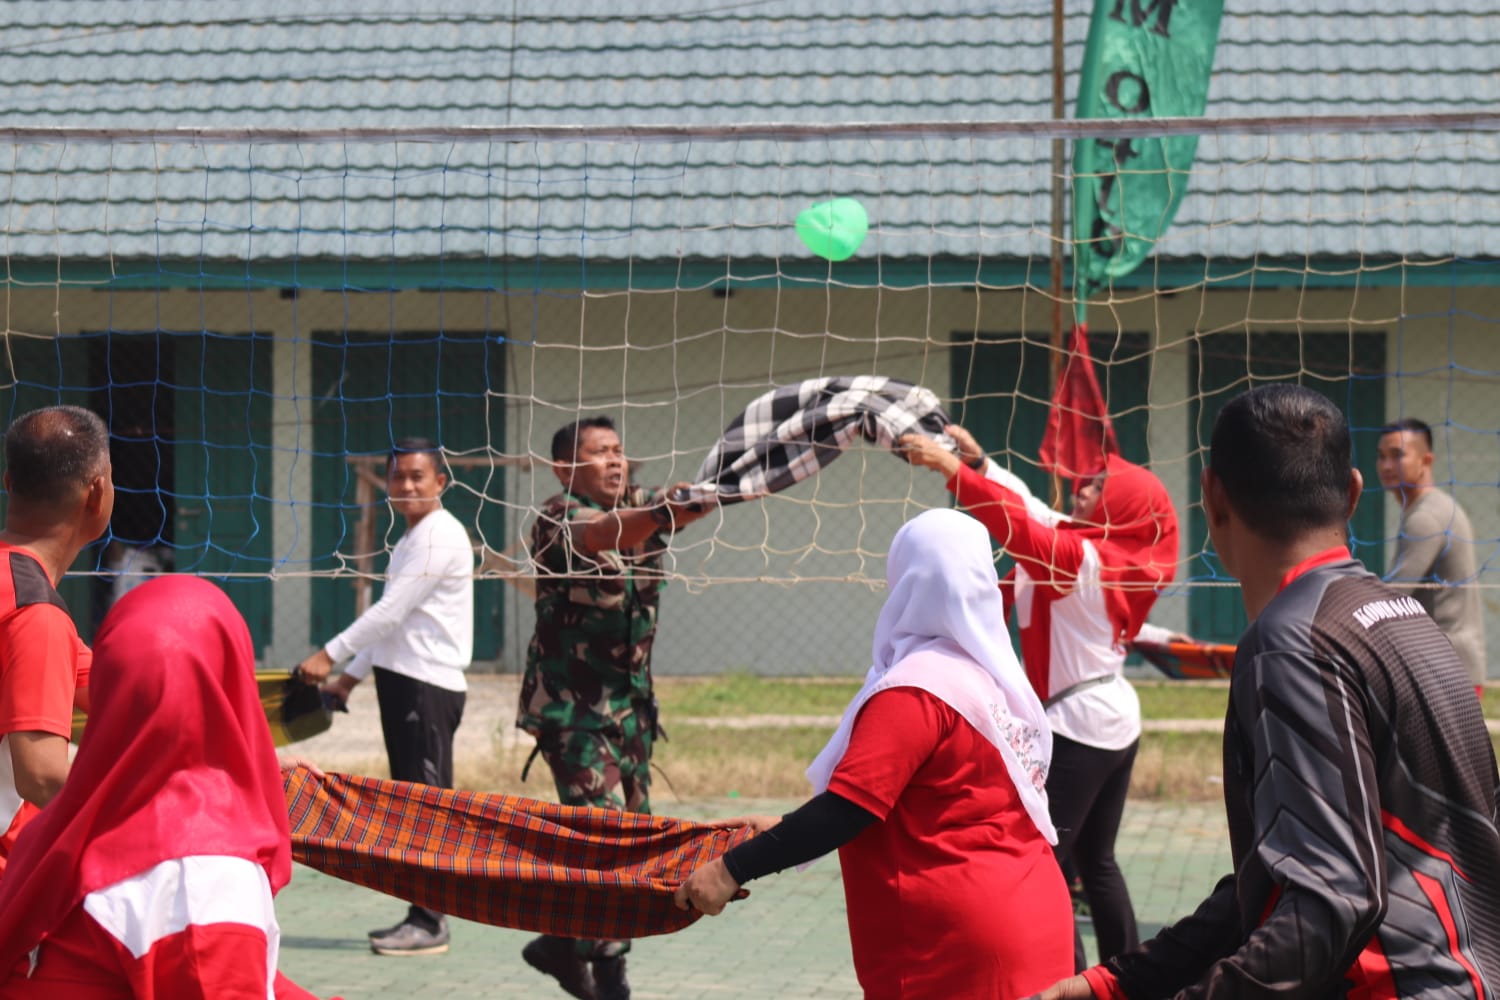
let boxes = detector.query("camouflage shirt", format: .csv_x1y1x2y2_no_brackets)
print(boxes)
519,487,672,737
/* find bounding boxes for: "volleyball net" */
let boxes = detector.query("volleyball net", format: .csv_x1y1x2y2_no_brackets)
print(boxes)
2,115,1497,674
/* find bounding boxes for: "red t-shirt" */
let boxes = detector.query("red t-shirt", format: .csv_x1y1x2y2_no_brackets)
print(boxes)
827,687,1074,1000
0,544,91,870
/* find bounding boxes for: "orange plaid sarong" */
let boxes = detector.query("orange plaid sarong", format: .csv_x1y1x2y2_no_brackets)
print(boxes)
283,767,751,940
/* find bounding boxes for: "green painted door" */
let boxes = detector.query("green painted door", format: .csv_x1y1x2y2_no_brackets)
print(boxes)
950,329,1153,497
1187,331,1387,642
173,333,275,654
310,331,505,660
0,335,97,636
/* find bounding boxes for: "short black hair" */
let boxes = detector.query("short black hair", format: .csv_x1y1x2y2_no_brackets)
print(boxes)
1209,384,1352,544
3,405,110,506
1380,417,1433,451
387,436,446,476
551,416,616,462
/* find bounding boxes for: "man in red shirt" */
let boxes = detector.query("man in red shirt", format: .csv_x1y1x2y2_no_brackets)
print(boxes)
0,405,114,872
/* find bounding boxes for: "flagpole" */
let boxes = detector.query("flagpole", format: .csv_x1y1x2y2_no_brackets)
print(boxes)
1049,0,1067,509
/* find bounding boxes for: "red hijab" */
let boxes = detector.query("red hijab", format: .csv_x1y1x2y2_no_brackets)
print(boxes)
0,575,291,973
1059,454,1180,643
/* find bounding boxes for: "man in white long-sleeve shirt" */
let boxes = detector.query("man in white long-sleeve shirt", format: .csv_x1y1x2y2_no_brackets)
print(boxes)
298,436,475,956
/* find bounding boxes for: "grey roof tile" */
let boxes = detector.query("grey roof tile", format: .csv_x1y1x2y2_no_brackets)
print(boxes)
0,2,1497,265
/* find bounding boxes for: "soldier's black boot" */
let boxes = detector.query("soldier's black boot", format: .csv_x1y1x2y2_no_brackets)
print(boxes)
592,956,630,1000
523,935,596,1000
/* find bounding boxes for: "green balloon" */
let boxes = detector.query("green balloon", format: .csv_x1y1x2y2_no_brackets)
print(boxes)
795,198,869,262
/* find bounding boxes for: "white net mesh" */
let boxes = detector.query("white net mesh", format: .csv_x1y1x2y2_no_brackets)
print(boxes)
2,117,1497,676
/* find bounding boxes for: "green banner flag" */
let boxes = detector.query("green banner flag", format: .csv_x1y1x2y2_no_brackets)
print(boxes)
1072,0,1225,321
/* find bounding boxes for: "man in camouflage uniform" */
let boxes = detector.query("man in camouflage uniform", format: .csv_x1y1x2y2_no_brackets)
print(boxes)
519,415,710,1000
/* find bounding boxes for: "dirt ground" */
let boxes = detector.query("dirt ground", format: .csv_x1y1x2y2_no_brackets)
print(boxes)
290,672,524,771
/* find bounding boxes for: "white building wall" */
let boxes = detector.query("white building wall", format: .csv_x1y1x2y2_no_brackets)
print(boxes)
5,280,1497,678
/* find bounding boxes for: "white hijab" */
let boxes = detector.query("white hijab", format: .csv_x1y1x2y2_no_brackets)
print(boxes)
806,508,1056,843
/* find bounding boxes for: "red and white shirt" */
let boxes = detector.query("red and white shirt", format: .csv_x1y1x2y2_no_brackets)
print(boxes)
952,463,1141,750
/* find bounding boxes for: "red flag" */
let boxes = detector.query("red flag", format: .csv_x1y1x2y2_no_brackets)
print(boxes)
1039,324,1117,480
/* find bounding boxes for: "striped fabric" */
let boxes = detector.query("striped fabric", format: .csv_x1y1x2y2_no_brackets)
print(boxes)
284,768,751,940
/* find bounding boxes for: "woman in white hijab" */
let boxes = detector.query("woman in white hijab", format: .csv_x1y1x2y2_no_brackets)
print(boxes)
674,509,1073,999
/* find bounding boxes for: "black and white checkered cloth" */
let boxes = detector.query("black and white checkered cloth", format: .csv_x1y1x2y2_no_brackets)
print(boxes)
684,375,955,505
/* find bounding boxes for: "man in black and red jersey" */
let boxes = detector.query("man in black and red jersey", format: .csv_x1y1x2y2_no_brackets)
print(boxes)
0,405,113,874
1031,383,1499,999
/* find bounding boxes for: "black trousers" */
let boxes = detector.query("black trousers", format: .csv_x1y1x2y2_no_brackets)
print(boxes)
1047,734,1140,972
374,667,466,929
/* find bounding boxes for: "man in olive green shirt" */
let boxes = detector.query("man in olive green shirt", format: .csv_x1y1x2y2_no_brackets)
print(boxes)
1376,418,1487,687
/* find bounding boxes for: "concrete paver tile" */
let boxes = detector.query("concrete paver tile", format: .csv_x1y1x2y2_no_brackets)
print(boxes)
279,798,1231,998
280,681,1235,996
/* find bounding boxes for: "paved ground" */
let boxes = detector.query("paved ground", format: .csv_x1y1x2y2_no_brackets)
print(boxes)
277,797,1231,999
279,676,1240,999
279,677,1496,997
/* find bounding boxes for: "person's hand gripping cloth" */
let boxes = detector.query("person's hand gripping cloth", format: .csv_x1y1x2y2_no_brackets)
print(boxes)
681,375,956,505
284,767,753,940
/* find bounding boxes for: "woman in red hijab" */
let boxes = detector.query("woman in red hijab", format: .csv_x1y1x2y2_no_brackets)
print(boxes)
0,575,328,999
904,427,1179,974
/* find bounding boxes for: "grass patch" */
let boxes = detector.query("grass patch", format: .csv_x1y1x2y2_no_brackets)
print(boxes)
456,726,835,803
1135,680,1231,720
1141,681,1500,720
1130,731,1225,801
651,724,834,801
459,738,565,800
340,750,554,802
656,674,1494,724
657,674,860,717
464,729,1500,806
464,675,1496,806
1127,731,1500,803
656,672,1236,720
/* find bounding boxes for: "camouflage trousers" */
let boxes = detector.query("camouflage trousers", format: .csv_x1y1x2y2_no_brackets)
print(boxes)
536,713,655,959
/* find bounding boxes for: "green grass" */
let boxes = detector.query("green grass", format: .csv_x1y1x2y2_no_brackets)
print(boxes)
485,675,1496,803
458,724,836,802
653,724,835,801
1130,731,1226,800
657,674,861,717
643,675,1497,803
657,673,1237,719
1135,680,1231,719
660,674,1495,723
1135,680,1500,723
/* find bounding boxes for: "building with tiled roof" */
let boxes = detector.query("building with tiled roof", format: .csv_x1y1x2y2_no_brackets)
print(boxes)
2,2,1497,674
4,1,1497,265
